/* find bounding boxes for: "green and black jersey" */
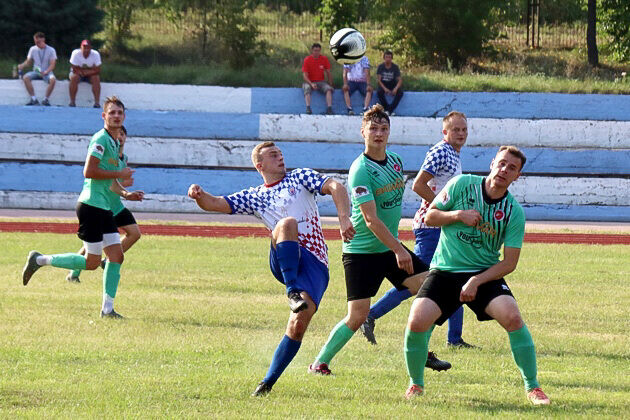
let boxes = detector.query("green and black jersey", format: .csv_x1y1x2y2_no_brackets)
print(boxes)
78,128,121,211
344,151,406,254
431,174,525,272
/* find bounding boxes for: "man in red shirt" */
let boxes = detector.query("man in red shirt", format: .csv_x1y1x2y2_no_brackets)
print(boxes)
302,43,334,115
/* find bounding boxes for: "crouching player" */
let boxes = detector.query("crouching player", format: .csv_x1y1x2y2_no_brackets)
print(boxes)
403,146,550,405
187,141,354,396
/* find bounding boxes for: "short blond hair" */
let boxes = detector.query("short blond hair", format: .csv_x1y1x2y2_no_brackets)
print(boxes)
498,145,526,170
442,111,467,129
251,141,276,166
362,103,390,127
103,96,125,112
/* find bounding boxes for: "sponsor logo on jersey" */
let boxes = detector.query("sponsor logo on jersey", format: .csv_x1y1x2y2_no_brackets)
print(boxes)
92,144,104,156
457,230,482,248
502,284,510,291
393,163,401,172
352,186,370,198
288,186,297,196
439,190,450,205
375,178,405,196
108,158,118,165
494,209,505,221
476,221,496,237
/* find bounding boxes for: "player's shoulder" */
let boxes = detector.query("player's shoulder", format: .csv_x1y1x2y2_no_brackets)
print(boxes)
506,191,525,214
450,173,478,187
386,150,403,166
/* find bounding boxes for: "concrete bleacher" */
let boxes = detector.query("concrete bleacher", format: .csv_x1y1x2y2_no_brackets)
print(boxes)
1,79,629,221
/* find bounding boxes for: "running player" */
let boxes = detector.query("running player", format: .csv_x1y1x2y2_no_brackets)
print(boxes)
22,96,141,318
361,111,476,348
66,125,144,283
187,141,354,396
403,146,550,405
309,104,450,376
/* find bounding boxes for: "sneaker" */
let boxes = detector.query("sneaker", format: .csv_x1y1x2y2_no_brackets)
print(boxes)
100,309,124,319
325,107,333,115
361,107,369,115
100,258,107,269
42,98,50,106
360,316,377,345
26,98,39,106
251,381,273,397
425,352,451,371
385,110,391,116
347,108,355,115
527,387,550,405
22,251,43,286
305,106,312,115
390,112,396,116
93,103,100,108
447,339,478,349
68,102,76,107
66,273,80,283
308,362,332,376
405,384,424,400
288,291,307,313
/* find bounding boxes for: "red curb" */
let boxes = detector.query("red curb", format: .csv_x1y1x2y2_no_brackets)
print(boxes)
1,221,629,245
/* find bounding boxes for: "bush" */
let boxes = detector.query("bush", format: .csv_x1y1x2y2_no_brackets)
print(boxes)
0,0,103,60
317,0,359,39
601,0,630,62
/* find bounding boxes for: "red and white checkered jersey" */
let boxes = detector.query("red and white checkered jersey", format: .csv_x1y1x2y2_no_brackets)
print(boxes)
224,168,330,266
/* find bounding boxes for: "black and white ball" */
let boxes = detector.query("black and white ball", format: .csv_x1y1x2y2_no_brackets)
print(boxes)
329,28,367,65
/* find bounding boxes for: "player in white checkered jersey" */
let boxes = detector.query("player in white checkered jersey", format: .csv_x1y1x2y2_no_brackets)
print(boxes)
360,111,477,348
187,141,355,397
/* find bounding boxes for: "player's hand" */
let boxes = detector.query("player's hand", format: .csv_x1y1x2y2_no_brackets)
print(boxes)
188,184,204,200
311,83,317,90
460,277,479,302
121,177,134,187
458,209,481,226
125,190,144,201
339,216,355,242
394,245,413,275
119,167,134,179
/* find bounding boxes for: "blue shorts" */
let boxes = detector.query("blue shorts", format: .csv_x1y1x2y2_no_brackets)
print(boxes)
413,228,441,265
269,244,329,308
24,71,55,83
69,72,92,83
347,80,368,96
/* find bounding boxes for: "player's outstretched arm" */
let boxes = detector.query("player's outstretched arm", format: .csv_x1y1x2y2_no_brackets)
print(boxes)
110,180,144,201
460,247,521,302
359,200,413,274
84,155,133,180
321,178,355,242
187,184,231,214
425,201,481,227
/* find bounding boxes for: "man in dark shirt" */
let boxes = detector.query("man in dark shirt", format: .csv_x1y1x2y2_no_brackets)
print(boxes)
376,50,403,116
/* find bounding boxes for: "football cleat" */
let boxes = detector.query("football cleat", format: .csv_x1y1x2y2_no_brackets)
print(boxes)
22,251,43,286
288,291,308,313
251,381,273,397
100,309,124,319
360,316,377,345
425,352,451,371
100,258,107,269
527,387,550,405
405,384,424,400
308,362,332,376
447,339,478,349
66,273,80,283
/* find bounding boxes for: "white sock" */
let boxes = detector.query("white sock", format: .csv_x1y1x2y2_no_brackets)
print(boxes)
102,294,114,314
31,96,37,101
36,255,52,265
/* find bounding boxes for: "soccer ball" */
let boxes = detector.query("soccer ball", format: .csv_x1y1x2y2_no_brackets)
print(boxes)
329,28,366,65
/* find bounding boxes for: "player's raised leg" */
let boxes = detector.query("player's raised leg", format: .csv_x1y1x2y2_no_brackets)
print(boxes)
272,217,307,313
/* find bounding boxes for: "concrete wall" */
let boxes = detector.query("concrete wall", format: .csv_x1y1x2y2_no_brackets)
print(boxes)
1,80,629,221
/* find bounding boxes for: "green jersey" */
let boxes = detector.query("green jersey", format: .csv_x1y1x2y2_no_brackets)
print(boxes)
344,151,406,254
105,153,128,216
78,129,121,211
431,174,525,272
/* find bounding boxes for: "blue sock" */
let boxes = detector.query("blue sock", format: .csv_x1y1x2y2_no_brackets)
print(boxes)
262,335,301,386
447,306,464,343
276,241,300,294
369,287,413,320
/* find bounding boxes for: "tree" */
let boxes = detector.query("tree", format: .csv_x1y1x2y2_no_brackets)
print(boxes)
601,0,630,62
373,0,505,69
586,0,598,67
99,0,148,54
318,0,359,39
0,0,103,60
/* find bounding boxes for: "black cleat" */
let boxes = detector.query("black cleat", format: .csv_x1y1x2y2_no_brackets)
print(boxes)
251,381,273,396
426,352,451,371
100,258,107,269
100,309,124,319
360,316,377,345
22,251,43,285
447,339,478,349
288,291,308,313
66,272,80,283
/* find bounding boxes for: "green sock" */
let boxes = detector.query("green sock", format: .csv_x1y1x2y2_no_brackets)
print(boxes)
103,261,121,299
315,320,355,365
404,328,431,387
70,269,81,278
51,253,86,270
508,324,540,391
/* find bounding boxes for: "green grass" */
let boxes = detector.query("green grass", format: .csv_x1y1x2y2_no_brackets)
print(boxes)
1,232,629,417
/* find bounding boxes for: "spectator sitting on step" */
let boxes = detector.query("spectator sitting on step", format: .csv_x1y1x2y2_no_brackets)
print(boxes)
342,56,373,115
17,32,57,106
376,50,403,116
68,39,102,108
302,43,334,115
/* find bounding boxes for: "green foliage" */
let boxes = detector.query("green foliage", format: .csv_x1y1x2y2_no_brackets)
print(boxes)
601,0,630,62
157,0,264,68
318,0,359,39
375,0,505,69
0,0,104,60
99,0,149,53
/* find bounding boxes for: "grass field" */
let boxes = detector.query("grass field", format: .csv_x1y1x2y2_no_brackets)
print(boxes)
1,232,629,418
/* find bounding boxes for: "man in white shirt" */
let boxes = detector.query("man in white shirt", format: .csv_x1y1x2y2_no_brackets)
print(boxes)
17,32,57,106
342,56,373,115
68,39,102,108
